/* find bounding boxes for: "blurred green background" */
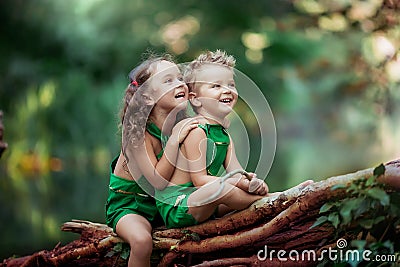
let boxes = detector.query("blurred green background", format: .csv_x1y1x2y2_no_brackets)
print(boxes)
1,0,399,260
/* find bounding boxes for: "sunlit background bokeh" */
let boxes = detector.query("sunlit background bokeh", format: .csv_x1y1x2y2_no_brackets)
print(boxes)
0,0,399,260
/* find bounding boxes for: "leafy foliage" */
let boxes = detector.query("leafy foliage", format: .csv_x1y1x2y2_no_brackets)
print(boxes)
313,164,400,266
106,242,130,260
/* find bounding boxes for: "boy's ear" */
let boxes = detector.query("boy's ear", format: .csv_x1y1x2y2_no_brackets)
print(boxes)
189,92,202,107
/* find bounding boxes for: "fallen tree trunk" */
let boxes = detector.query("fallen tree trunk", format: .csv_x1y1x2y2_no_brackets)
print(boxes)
2,160,400,267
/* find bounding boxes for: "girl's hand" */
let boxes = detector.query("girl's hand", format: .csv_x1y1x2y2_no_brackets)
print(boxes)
171,118,199,144
248,177,269,196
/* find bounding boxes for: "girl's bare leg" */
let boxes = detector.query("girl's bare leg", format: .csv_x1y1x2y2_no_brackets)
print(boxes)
116,214,153,267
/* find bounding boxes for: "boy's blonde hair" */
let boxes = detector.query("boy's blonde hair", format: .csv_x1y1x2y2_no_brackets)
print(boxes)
184,49,236,92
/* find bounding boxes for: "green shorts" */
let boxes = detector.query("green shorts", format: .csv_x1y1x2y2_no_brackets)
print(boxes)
106,174,159,232
155,182,198,229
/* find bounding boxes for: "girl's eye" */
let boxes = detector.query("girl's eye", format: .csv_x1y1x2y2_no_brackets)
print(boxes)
165,78,173,83
178,76,184,82
229,83,235,88
211,84,220,88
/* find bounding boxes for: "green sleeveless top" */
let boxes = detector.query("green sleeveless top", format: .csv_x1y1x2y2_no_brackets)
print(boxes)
146,122,167,160
198,124,230,176
127,122,167,194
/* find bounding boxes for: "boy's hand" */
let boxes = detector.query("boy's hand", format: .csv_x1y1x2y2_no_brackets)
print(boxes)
248,177,268,195
246,172,257,180
171,118,199,144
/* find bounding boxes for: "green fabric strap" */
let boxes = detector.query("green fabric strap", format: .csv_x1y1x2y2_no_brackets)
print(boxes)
197,124,230,176
146,122,168,160
129,122,167,195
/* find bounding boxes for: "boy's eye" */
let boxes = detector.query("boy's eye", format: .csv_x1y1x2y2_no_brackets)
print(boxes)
178,76,184,81
211,84,220,88
165,78,173,83
229,83,235,88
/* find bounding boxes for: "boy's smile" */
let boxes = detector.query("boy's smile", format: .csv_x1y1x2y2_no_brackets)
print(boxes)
219,95,234,105
191,63,238,119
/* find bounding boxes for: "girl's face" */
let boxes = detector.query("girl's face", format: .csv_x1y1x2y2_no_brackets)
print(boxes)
149,60,188,112
192,64,238,118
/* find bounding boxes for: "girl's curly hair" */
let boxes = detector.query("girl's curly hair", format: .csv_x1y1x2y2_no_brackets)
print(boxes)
120,53,174,155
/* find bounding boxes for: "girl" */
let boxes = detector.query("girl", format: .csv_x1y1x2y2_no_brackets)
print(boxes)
106,54,198,267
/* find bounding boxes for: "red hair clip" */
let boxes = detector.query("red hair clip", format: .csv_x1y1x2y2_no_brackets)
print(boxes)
131,80,138,87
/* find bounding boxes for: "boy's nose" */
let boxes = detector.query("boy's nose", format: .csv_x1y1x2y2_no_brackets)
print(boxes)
222,87,231,93
222,87,236,94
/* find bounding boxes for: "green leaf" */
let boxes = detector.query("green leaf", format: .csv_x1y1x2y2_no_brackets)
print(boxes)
382,240,394,252
331,184,347,191
353,198,370,218
190,232,201,242
369,240,394,252
365,175,376,187
347,183,358,194
320,202,335,213
339,203,353,225
105,250,115,258
389,192,400,216
373,163,385,176
351,240,367,250
389,202,400,217
120,247,130,260
366,187,390,206
373,216,385,224
339,198,362,225
112,243,123,252
310,216,328,229
359,218,374,229
328,212,340,228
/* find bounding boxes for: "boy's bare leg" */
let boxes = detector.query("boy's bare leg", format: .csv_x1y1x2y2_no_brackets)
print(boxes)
187,181,262,223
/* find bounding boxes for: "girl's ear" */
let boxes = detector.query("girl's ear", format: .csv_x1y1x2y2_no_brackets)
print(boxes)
189,92,201,107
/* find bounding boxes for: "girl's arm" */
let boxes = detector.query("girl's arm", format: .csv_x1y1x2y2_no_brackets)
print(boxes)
127,118,198,191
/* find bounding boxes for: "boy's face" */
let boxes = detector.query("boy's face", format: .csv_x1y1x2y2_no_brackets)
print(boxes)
191,64,238,118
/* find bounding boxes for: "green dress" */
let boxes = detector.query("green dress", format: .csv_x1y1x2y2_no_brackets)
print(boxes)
155,123,230,228
105,123,165,232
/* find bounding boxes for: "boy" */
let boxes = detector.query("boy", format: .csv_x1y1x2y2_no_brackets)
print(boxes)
155,50,268,228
